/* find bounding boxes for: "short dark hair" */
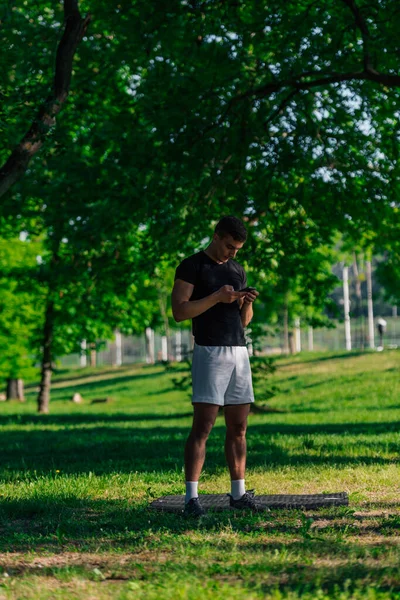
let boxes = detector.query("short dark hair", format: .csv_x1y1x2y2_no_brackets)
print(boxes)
215,216,247,242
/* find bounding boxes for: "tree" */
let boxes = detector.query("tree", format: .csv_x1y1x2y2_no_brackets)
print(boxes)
1,0,400,411
0,0,90,197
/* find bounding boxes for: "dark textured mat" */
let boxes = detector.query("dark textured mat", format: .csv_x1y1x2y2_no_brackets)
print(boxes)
150,492,349,512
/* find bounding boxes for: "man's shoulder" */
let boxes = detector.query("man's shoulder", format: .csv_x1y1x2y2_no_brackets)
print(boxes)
229,258,245,273
177,251,203,267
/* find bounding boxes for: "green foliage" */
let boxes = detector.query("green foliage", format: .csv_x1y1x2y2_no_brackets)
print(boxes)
1,0,400,394
164,357,193,398
250,355,279,403
0,237,43,379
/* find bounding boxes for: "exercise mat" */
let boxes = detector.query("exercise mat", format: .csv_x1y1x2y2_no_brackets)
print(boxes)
150,492,349,512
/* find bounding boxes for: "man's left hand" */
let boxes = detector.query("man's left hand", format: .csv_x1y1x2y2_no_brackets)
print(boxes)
243,289,259,304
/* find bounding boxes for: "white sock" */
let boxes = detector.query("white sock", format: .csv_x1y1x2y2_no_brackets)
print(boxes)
185,481,199,504
231,479,246,500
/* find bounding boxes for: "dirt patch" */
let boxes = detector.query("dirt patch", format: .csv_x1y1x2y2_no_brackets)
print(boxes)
0,550,171,577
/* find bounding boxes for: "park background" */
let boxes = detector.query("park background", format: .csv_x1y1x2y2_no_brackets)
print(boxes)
0,1,400,598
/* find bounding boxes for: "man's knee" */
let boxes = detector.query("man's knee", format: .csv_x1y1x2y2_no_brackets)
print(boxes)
226,421,247,439
191,419,215,441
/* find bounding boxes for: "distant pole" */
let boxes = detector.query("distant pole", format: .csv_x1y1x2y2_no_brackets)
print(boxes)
294,317,301,352
80,340,87,367
393,306,397,318
161,335,168,361
343,266,352,350
115,330,122,366
366,260,374,349
282,301,289,354
308,326,314,351
175,330,182,362
145,327,155,364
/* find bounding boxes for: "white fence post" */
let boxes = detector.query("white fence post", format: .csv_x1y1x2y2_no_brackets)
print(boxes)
366,260,375,349
343,266,352,351
161,335,168,361
115,330,122,366
80,340,87,367
145,327,155,364
308,326,314,351
175,330,182,362
294,317,301,353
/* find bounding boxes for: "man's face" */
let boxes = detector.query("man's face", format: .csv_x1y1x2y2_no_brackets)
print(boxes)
214,233,244,263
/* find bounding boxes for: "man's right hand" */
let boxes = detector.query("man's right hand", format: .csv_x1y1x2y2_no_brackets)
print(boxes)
216,285,245,304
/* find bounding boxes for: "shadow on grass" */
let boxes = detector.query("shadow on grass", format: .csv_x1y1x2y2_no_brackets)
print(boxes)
25,366,145,389
0,412,194,426
50,372,167,395
0,496,399,597
0,420,398,477
25,365,187,391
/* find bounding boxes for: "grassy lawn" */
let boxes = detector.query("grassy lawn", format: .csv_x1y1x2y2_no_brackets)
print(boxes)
0,350,399,599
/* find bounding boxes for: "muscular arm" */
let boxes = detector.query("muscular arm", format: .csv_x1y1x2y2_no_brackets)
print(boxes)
239,289,259,327
240,301,254,328
172,280,245,323
172,280,218,322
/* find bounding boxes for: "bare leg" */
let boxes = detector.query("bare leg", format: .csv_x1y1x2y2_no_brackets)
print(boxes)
184,403,220,481
224,404,251,480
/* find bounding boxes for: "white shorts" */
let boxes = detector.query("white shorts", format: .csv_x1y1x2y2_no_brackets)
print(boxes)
191,344,255,407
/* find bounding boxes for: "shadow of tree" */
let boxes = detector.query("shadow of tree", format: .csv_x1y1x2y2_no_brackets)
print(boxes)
0,494,399,599
0,419,398,478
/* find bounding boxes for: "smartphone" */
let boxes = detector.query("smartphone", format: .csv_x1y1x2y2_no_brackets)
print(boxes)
240,286,257,292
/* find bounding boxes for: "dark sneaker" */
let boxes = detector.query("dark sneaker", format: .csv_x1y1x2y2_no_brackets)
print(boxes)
228,490,267,512
183,497,206,517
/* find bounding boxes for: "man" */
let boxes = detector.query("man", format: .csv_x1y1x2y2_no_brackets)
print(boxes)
171,215,261,517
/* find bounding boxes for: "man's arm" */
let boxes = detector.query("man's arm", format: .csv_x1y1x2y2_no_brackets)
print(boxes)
240,289,259,327
172,280,245,323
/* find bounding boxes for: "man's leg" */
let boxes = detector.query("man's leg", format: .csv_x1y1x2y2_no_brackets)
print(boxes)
224,403,250,488
184,402,220,502
224,404,264,511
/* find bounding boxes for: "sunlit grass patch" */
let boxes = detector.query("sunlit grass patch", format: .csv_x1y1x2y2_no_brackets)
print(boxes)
0,350,399,598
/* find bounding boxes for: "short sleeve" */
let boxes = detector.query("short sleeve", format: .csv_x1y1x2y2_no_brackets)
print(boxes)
175,257,197,285
241,267,247,289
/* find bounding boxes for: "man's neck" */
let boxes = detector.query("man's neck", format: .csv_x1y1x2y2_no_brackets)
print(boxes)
204,244,223,264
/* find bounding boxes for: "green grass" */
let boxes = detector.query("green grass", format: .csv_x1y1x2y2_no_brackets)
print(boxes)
0,350,399,599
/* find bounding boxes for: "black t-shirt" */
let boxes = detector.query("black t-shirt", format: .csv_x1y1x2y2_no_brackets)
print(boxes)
174,251,247,346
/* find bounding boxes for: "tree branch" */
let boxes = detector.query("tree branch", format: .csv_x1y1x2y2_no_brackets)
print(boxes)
234,67,400,108
341,0,372,71
263,89,300,130
193,66,400,144
0,1,91,199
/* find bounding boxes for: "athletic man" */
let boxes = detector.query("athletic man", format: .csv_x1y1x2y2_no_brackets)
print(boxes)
172,216,261,517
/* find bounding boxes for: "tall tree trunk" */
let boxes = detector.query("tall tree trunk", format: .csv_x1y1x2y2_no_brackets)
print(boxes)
6,378,25,401
90,345,97,367
288,331,295,354
37,300,55,413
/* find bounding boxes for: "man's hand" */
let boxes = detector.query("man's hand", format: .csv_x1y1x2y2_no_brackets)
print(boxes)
243,289,259,304
217,285,245,304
